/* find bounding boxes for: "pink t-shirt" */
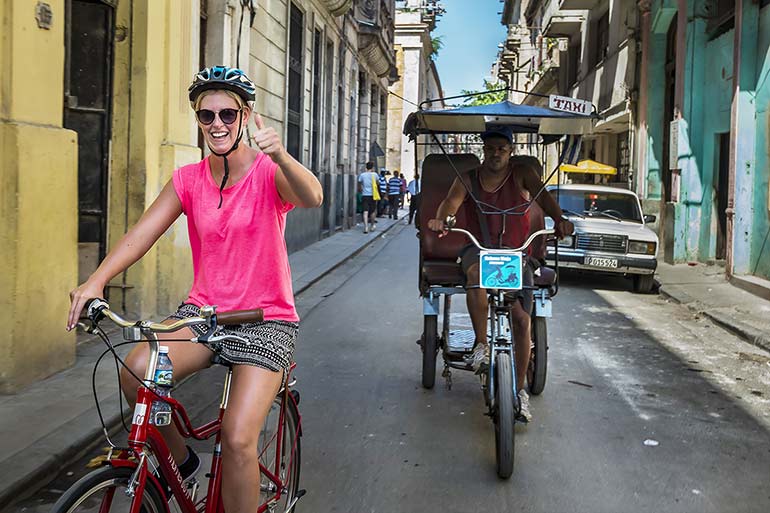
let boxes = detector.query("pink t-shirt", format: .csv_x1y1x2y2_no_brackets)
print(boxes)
172,153,299,322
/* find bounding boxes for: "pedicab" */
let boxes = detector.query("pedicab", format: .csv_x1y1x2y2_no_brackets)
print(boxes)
404,93,597,478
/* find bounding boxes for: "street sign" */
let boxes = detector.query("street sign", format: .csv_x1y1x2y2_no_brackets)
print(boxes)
548,94,592,116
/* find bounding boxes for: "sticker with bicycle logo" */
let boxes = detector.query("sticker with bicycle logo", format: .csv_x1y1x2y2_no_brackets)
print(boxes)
479,251,523,290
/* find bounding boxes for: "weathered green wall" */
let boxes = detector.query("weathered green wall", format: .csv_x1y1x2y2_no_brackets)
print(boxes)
750,6,770,279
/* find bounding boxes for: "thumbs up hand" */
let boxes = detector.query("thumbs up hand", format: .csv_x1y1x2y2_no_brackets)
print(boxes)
251,113,289,165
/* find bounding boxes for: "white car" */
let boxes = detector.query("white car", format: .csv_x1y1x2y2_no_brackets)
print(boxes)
545,184,658,293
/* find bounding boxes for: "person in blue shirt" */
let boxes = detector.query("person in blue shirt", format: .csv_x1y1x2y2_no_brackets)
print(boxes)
377,170,389,217
387,172,403,219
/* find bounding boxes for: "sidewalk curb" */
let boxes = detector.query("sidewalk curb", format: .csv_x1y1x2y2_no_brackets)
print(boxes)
0,216,407,511
658,281,770,354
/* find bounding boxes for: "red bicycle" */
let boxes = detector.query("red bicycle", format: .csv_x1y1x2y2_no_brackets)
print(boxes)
51,299,303,513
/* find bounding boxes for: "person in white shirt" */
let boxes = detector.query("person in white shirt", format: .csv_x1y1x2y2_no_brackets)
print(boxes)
407,173,422,226
357,161,379,233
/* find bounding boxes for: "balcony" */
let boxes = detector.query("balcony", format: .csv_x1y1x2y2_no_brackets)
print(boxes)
559,0,600,9
323,0,353,16
543,11,585,38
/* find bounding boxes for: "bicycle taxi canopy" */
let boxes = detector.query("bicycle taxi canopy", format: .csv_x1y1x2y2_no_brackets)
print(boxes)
403,97,597,142
405,94,599,294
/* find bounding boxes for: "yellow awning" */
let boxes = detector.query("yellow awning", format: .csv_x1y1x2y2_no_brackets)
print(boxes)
560,159,617,175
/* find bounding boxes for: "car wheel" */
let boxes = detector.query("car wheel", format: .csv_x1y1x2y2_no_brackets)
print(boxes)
632,274,655,294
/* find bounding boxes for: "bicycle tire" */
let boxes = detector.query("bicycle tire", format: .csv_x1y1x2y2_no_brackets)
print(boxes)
421,315,438,389
257,394,301,512
494,352,515,479
50,465,166,513
527,317,548,395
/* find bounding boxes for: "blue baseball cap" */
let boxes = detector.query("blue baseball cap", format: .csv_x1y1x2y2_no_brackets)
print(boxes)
480,125,513,144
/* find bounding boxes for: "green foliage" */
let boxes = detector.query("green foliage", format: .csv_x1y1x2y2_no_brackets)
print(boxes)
460,79,507,106
430,35,444,59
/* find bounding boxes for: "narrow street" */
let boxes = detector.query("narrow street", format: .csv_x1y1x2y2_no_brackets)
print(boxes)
14,222,770,513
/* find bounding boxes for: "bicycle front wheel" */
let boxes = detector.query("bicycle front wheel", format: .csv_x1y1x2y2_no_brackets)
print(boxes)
527,317,548,395
493,352,515,479
51,465,166,513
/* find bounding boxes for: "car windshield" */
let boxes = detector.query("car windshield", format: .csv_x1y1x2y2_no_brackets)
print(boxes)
555,190,643,223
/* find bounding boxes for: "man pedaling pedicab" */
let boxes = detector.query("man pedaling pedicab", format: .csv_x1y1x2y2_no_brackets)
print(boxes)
427,126,573,422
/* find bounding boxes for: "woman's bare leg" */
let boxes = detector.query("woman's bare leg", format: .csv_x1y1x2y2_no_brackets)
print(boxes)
220,364,283,513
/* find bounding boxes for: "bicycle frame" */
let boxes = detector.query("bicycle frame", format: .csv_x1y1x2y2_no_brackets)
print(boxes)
485,290,517,414
86,302,301,513
111,365,299,513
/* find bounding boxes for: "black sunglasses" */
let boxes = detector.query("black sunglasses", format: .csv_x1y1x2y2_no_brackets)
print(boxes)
195,108,241,125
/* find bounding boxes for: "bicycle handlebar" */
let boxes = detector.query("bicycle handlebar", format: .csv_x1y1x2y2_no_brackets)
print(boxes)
445,215,555,253
84,299,263,384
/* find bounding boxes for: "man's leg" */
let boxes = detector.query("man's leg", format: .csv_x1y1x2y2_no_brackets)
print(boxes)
509,301,531,391
465,263,488,347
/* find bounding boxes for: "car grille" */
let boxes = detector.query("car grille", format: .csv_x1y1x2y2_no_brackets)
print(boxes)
576,233,628,253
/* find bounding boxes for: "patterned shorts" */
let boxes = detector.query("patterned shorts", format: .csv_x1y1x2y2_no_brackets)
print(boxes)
167,303,298,374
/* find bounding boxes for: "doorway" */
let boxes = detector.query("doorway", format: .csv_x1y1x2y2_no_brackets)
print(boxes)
64,0,115,285
715,132,730,260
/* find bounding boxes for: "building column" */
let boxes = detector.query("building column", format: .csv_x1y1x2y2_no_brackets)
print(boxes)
636,0,652,198
370,86,381,165
727,0,759,276
357,73,372,172
0,0,78,392
114,0,201,318
400,45,421,177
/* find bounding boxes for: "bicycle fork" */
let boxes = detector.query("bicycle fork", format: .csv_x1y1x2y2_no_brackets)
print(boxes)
487,292,519,415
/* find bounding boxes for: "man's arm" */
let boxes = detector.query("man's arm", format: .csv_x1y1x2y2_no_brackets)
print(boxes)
521,166,574,238
427,177,468,236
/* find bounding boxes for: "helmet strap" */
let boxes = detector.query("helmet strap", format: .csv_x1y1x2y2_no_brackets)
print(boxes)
207,111,245,209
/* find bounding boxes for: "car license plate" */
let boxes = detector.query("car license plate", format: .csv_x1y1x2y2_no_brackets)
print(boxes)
479,251,523,290
585,256,618,269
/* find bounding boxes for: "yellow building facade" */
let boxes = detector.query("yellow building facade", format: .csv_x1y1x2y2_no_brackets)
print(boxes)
0,0,200,393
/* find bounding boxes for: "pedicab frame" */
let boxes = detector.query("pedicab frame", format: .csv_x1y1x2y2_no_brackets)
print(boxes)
403,91,598,476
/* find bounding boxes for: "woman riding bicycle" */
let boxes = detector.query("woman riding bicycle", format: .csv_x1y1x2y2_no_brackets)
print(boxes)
66,66,322,512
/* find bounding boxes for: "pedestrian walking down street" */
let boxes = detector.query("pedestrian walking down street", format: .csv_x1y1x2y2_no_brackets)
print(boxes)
399,172,407,209
407,173,422,227
388,172,403,219
377,170,389,217
357,161,380,233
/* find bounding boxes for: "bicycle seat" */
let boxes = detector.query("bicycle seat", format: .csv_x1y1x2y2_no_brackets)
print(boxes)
533,266,556,287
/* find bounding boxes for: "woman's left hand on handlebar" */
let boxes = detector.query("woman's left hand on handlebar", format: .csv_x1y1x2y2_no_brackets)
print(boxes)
67,280,105,331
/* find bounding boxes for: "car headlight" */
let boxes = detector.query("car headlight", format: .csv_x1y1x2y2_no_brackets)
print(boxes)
557,235,574,248
629,241,656,255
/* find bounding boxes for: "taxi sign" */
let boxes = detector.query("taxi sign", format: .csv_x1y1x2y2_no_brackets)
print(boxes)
479,251,523,290
549,94,592,116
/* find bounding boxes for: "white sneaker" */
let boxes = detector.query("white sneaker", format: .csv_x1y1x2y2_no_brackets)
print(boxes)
467,343,489,373
517,389,532,423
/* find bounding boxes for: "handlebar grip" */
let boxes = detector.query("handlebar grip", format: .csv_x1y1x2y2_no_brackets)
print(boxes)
217,308,264,325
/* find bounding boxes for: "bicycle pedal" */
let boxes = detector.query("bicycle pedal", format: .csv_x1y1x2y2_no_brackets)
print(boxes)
297,489,307,498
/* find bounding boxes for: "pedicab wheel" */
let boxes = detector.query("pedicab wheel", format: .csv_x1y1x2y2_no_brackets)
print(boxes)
527,317,548,395
50,466,165,513
494,352,514,479
422,315,438,389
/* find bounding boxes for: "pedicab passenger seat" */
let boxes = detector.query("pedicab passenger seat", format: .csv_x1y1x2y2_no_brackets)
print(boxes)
419,153,481,294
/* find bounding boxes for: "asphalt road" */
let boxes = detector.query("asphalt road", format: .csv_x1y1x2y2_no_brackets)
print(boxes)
12,222,770,513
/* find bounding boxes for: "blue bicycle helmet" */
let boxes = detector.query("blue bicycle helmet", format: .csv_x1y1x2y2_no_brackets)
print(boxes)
188,66,256,103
